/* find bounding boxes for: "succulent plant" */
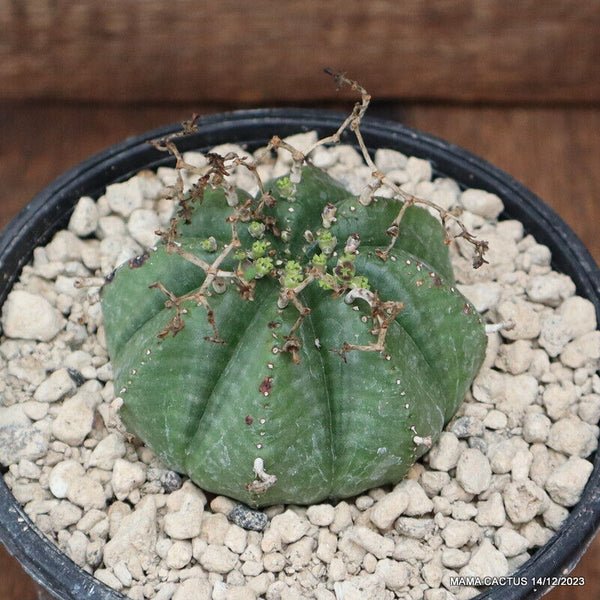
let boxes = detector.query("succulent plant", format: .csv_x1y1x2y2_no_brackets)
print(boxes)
101,75,488,507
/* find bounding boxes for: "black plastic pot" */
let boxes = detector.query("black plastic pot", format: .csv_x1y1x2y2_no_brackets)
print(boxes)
0,109,599,600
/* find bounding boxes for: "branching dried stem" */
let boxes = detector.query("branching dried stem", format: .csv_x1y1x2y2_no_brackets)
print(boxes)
146,70,487,361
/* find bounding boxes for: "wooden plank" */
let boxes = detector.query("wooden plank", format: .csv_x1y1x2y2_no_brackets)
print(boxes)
0,0,599,103
0,103,600,600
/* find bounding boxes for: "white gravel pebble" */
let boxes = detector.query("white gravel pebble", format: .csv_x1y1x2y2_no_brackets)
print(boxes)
270,510,310,544
111,459,146,500
52,394,95,446
306,503,335,527
127,209,161,248
1,290,65,341
461,539,508,578
547,417,598,457
502,480,549,523
34,368,76,403
427,432,463,471
164,481,206,539
545,457,594,506
459,189,504,219
199,544,238,573
455,449,492,495
369,488,409,530
68,197,99,237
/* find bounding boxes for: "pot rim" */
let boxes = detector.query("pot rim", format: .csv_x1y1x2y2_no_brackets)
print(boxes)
0,107,599,600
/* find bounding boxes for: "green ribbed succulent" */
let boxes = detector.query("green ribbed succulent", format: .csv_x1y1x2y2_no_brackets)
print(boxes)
101,154,487,507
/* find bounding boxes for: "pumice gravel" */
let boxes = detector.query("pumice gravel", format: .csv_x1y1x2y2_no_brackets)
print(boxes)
1,132,599,600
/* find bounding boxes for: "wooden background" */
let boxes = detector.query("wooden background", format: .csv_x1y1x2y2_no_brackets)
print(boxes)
1,1,599,599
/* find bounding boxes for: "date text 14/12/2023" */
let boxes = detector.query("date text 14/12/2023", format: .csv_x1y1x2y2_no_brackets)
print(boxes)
448,576,586,587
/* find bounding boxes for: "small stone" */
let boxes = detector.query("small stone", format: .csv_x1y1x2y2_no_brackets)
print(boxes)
270,509,310,544
111,459,146,500
229,504,268,531
347,526,394,559
199,544,238,574
374,148,407,173
547,418,598,457
330,501,353,533
127,209,160,248
2,290,65,341
538,314,571,357
103,496,157,573
22,401,49,421
49,501,83,530
316,529,337,563
34,368,76,403
522,412,551,443
461,539,508,578
496,299,540,340
450,417,485,439
52,394,95,446
460,189,504,219
545,456,594,506
104,179,145,217
263,551,285,573
0,407,49,466
224,524,248,554
428,432,463,471
543,501,570,531
455,449,491,495
560,331,600,368
520,521,553,548
67,476,106,510
160,470,183,493
48,460,85,498
94,568,123,592
210,496,236,516
406,156,432,184
440,549,469,570
440,519,480,548
68,197,99,237
172,577,212,600
370,488,409,530
502,480,549,523
164,481,206,539
285,535,315,569
456,282,502,313
483,410,508,430
525,273,575,307
495,340,534,374
306,503,335,527
420,470,451,496
166,540,193,569
88,433,126,470
578,394,600,424
557,296,597,338
494,527,529,557
395,517,436,540
374,558,410,590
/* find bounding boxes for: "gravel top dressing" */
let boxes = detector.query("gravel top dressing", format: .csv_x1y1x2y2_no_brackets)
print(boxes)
1,132,599,600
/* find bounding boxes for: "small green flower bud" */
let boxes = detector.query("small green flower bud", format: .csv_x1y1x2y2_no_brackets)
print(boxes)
282,260,304,288
255,257,274,278
312,253,328,270
317,230,337,256
277,176,296,199
248,221,266,239
201,236,218,252
350,275,371,290
251,240,270,259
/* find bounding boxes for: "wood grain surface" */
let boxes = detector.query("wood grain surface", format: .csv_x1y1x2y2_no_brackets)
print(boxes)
0,101,599,599
1,0,599,103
